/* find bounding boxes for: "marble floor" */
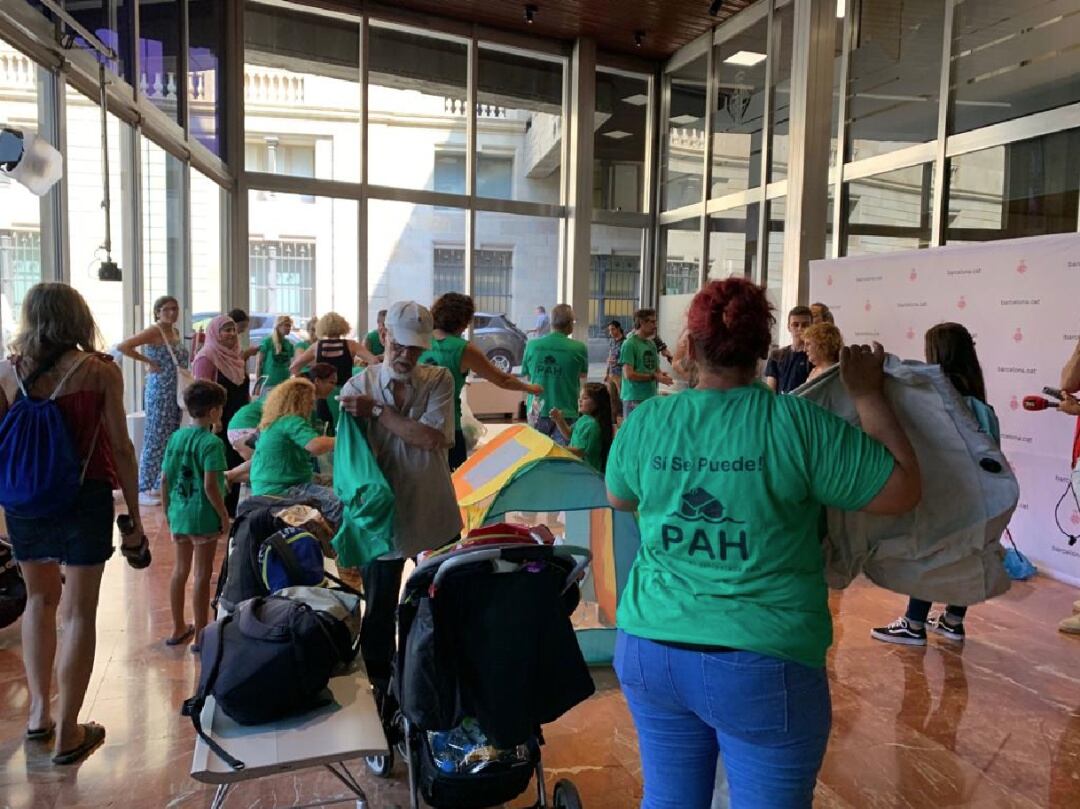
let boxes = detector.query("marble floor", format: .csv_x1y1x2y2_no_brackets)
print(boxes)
1,507,1078,809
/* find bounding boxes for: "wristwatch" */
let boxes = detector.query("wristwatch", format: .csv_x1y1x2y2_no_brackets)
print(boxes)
370,403,384,419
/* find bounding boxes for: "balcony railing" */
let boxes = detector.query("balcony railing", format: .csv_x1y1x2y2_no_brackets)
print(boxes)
245,69,306,105
0,47,35,90
444,98,506,118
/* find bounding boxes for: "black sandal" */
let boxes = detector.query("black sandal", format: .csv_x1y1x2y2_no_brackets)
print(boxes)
52,722,106,765
120,536,152,570
26,722,55,741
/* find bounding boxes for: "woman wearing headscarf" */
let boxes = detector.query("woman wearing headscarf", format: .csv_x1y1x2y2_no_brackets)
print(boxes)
192,315,250,514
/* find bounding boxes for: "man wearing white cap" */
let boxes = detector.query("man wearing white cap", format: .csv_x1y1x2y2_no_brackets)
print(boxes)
339,301,463,704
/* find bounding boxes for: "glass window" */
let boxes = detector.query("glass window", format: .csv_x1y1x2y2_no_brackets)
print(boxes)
595,70,648,213
190,170,223,316
658,218,702,355
65,85,127,349
663,53,707,210
474,211,559,329
138,0,182,124
770,4,796,181
707,205,759,280
432,152,513,199
189,0,226,156
430,247,512,314
844,163,934,255
951,1,1080,134
61,0,134,82
713,15,769,194
0,37,46,354
140,139,185,321
250,191,358,330
367,200,465,326
766,197,786,343
249,240,315,319
590,226,643,337
244,3,360,182
368,24,468,193
946,129,1080,244
846,0,946,162
476,46,563,205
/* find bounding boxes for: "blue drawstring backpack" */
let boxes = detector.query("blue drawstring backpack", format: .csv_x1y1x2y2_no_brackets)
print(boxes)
0,355,100,519
1002,529,1037,581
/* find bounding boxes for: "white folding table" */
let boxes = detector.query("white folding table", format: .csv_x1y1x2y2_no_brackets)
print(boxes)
189,668,389,809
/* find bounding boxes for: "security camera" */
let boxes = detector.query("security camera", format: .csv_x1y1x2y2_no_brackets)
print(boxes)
98,260,121,282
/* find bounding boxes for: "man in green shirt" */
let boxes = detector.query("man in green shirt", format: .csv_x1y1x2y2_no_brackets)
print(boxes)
521,303,589,445
620,308,673,420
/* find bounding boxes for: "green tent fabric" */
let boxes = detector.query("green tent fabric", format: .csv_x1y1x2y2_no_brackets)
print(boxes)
331,411,395,567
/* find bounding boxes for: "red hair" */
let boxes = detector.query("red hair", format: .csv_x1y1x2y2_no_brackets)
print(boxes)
687,278,774,370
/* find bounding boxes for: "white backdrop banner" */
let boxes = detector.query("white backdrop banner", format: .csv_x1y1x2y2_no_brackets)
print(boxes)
811,232,1080,586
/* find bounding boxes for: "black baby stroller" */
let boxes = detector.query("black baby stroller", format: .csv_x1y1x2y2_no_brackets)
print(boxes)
366,541,594,809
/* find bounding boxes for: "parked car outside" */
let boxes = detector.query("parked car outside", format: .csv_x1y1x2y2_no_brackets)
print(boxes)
472,312,527,372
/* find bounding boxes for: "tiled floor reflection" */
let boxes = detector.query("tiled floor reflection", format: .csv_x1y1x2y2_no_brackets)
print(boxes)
0,506,1078,808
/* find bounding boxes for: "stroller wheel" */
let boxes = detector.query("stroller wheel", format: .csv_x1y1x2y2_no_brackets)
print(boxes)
553,779,583,809
365,750,394,778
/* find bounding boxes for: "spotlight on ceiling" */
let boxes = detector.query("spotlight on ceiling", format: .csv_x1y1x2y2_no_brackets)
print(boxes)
634,30,645,48
709,0,724,16
524,4,537,24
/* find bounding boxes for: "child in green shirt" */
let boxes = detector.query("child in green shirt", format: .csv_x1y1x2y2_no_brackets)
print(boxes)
161,380,230,651
550,383,615,473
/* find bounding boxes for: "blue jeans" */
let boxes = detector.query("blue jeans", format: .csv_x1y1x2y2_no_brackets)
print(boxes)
615,631,831,809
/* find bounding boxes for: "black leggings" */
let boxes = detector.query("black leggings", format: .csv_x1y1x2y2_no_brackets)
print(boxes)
449,428,467,471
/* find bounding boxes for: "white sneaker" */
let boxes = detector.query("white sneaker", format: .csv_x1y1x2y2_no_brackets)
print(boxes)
138,492,160,506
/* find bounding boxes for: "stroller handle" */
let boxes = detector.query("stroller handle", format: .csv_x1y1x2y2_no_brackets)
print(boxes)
430,543,592,593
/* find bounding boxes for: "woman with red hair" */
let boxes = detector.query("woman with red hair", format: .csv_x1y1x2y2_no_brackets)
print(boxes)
605,277,921,808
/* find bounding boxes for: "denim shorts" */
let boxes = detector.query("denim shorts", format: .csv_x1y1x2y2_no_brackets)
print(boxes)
6,480,116,566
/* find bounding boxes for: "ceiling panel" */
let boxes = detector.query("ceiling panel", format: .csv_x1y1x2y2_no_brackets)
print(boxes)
296,0,756,60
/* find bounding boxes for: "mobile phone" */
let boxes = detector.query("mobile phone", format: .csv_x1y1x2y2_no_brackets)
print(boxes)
1043,386,1064,400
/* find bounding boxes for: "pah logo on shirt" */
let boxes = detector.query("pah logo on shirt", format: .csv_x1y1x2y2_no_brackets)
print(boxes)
662,488,748,561
539,354,563,377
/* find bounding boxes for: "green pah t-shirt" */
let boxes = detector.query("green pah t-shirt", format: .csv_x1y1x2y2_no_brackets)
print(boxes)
162,426,227,536
570,413,604,472
619,333,659,403
228,399,264,432
250,415,321,496
259,336,295,387
366,329,385,358
605,386,894,668
521,332,589,418
420,334,468,428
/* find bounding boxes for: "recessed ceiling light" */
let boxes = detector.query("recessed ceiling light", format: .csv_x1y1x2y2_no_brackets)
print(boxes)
603,130,632,140
622,94,649,106
724,50,767,67
669,114,699,125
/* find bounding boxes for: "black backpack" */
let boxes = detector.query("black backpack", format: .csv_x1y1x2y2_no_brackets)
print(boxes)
0,539,27,628
181,592,358,771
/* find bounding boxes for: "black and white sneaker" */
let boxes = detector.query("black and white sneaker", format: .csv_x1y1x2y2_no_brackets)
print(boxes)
928,613,966,642
871,617,927,646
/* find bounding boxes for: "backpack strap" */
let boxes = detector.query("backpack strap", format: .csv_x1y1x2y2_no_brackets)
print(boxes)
181,612,247,771
46,352,92,401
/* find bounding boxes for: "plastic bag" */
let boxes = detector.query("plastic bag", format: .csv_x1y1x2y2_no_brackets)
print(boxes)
1003,529,1036,581
331,411,395,567
427,717,530,774
460,394,486,451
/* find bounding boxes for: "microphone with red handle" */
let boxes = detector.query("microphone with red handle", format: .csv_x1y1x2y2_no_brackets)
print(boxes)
1023,387,1064,412
1023,395,1058,411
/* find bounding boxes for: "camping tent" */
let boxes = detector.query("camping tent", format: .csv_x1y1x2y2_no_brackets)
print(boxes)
454,425,641,664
